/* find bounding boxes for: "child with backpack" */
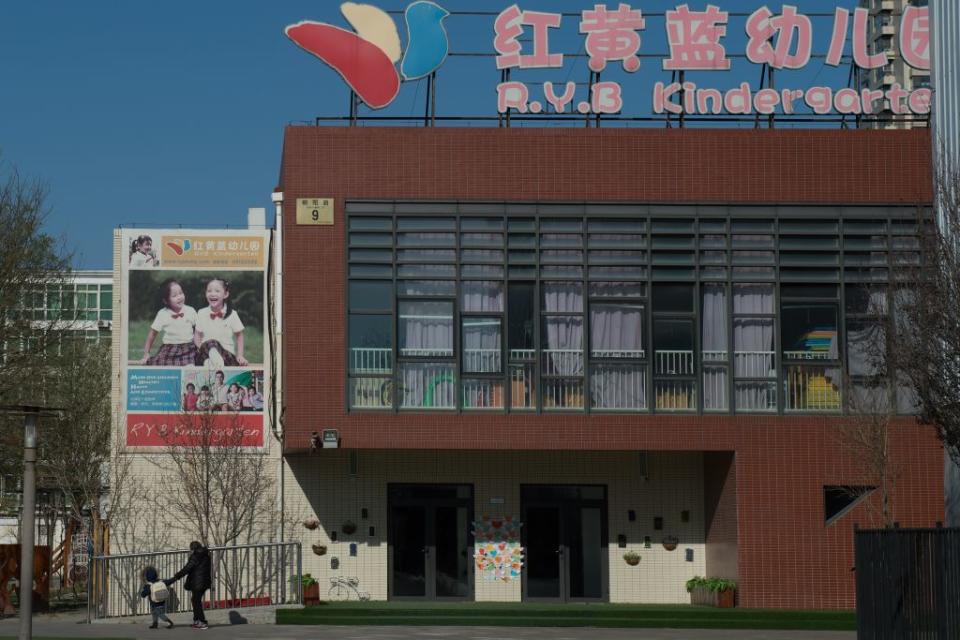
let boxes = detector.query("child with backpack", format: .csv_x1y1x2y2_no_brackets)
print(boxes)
140,566,174,629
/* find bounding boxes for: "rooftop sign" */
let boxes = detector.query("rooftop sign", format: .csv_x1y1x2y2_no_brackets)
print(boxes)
286,3,932,118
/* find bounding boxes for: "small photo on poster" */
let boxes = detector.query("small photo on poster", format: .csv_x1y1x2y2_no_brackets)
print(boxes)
181,369,264,413
127,270,265,368
127,233,161,269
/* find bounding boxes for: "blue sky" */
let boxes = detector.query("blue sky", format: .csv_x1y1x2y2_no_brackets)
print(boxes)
0,1,857,269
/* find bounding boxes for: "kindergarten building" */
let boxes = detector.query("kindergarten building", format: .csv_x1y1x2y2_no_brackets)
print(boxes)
275,125,944,609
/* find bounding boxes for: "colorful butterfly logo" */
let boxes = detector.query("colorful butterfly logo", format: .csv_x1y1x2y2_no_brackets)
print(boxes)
165,239,191,256
286,1,450,109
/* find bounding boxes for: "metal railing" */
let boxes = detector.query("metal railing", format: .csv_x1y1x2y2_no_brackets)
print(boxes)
462,348,501,373
733,350,776,377
542,349,584,376
591,365,647,410
350,348,391,374
88,541,301,621
655,350,694,375
785,366,842,412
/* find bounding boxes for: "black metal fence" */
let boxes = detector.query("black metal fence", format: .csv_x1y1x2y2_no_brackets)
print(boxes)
855,528,960,639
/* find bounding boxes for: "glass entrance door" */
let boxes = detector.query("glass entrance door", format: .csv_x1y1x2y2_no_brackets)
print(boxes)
388,484,473,600
521,486,607,602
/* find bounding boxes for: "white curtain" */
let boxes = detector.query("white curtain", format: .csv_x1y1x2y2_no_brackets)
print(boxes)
847,321,884,376
591,365,646,409
701,285,728,409
462,281,503,312
543,282,583,313
733,284,775,410
463,319,501,373
733,283,774,314
400,301,453,355
590,305,643,355
543,317,583,375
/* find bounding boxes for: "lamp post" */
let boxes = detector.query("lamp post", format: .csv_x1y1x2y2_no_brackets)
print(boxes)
19,408,37,640
0,405,59,640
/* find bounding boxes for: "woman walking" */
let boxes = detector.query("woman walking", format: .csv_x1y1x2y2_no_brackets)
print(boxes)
166,541,211,629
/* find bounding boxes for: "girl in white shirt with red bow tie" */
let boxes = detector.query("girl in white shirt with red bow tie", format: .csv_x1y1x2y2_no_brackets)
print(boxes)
194,278,247,368
138,279,199,366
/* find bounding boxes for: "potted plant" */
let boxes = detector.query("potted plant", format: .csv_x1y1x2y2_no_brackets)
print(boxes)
622,550,641,566
686,576,736,608
342,520,357,535
303,516,320,530
311,543,327,556
302,573,320,605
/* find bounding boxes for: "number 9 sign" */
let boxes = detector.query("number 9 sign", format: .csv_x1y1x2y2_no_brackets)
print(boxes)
296,197,335,225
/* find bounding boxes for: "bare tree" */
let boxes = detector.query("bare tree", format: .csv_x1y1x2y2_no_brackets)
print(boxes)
883,165,960,468
153,410,278,548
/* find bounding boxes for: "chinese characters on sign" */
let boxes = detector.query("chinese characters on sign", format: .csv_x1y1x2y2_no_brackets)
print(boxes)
494,3,932,117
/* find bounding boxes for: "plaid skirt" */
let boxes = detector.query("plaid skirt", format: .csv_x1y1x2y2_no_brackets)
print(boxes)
196,339,240,367
146,342,198,366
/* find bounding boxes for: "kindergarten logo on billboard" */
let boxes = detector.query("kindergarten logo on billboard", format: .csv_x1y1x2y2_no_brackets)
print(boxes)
160,235,265,269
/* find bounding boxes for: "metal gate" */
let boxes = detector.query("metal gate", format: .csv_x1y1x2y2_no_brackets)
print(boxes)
88,541,301,620
855,528,960,639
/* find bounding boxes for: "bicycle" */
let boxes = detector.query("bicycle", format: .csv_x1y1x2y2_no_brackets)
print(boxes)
327,576,369,601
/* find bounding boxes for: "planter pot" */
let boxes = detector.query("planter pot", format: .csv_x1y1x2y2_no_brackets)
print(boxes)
311,544,327,556
623,554,641,566
662,536,679,551
342,521,357,535
303,517,320,530
690,586,735,608
303,583,320,606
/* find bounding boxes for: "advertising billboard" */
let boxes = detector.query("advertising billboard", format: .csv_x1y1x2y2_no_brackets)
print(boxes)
120,230,269,448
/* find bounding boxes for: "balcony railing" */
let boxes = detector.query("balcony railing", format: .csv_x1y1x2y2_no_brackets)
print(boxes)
655,380,696,411
591,349,646,359
734,350,776,377
349,376,392,409
543,349,584,376
509,363,536,409
543,378,584,410
785,366,841,412
350,347,392,374
463,348,501,373
462,379,504,409
655,350,694,376
399,363,455,409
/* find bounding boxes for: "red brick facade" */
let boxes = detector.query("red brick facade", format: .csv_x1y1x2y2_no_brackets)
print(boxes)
278,126,943,608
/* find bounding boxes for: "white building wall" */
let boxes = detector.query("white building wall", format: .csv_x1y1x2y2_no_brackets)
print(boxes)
284,450,709,604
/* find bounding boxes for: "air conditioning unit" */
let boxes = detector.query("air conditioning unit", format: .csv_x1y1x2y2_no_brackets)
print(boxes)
97,320,112,329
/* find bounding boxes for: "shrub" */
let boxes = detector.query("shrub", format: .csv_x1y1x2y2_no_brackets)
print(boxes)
685,576,737,593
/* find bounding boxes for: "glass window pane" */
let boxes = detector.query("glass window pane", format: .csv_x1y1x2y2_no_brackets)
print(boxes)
462,249,504,263
461,217,504,231
462,318,501,373
509,363,536,409
589,282,646,298
462,281,504,312
349,377,393,409
350,249,392,262
734,318,775,378
847,320,884,376
349,281,392,312
540,233,582,248
846,285,887,316
590,304,644,358
703,365,728,411
349,217,392,231
591,364,647,410
462,265,505,278
781,284,839,299
701,284,728,358
655,380,696,410
399,363,455,409
781,304,839,360
397,249,454,262
397,232,455,246
652,283,694,313
543,282,583,312
735,381,776,411
461,232,504,248
399,280,456,297
398,264,455,278
399,301,453,357
349,315,393,373
462,379,504,409
542,317,583,375
733,283,774,314
654,319,694,375
508,283,536,358
848,381,891,414
543,379,584,410
785,366,842,412
349,232,392,246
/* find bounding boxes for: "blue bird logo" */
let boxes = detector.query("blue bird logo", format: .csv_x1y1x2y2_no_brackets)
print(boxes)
401,1,450,81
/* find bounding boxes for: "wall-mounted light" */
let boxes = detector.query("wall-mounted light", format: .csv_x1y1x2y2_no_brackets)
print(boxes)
323,429,340,449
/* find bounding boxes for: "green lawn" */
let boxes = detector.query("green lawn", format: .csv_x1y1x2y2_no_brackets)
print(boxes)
128,319,265,366
277,602,857,631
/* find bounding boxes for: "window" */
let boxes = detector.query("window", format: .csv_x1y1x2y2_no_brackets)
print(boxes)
824,486,875,525
653,284,695,411
345,204,925,415
733,284,776,411
701,284,728,411
781,286,841,412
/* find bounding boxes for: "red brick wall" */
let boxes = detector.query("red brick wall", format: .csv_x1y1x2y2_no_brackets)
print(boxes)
278,126,941,608
704,452,738,583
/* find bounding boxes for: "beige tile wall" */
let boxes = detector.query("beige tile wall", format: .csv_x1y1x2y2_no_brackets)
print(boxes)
285,450,706,604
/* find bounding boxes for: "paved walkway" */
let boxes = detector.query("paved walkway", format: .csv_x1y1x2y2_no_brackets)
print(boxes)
0,611,856,640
